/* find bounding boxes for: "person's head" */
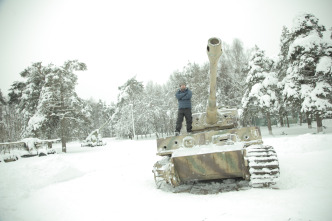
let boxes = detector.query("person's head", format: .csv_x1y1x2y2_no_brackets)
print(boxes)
179,82,186,90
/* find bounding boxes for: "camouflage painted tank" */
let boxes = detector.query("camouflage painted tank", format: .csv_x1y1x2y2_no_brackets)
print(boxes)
152,37,280,191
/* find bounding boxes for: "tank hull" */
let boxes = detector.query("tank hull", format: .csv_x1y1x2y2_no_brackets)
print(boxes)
153,126,279,188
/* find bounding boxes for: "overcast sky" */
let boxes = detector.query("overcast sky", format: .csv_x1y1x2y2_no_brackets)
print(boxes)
0,0,331,103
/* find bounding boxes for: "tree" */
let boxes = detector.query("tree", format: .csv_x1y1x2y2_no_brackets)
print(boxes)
0,87,26,142
285,13,332,132
141,82,162,137
22,60,87,152
79,98,114,139
114,76,144,138
181,62,209,113
88,99,115,137
0,90,6,142
12,62,53,134
0,90,5,121
217,39,251,107
276,26,293,127
242,47,278,134
47,60,86,151
8,81,26,105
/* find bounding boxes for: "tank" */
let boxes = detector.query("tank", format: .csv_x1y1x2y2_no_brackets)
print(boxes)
0,138,58,163
81,119,110,147
152,37,280,191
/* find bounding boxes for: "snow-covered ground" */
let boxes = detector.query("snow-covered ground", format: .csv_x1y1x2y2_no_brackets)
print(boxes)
1,120,332,221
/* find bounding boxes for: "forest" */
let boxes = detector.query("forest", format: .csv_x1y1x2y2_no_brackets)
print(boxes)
0,13,331,149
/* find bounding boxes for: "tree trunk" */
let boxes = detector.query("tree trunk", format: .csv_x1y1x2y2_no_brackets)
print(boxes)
266,112,273,135
286,115,290,128
58,72,67,153
61,118,66,153
0,105,2,122
60,87,67,152
306,112,312,129
316,114,323,133
47,133,52,149
299,112,303,126
279,115,284,127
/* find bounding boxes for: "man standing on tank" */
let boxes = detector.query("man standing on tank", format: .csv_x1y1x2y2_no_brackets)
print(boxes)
175,82,192,135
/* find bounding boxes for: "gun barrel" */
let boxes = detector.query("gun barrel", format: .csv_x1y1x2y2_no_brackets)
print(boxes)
206,37,222,125
98,118,111,131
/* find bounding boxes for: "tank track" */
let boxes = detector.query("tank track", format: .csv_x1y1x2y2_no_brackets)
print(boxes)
245,144,280,188
152,156,168,188
153,156,180,188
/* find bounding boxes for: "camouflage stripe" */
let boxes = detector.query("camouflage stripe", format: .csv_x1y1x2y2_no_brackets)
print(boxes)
172,150,245,182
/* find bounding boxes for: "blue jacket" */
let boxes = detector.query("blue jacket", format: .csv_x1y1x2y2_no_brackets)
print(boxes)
175,88,192,109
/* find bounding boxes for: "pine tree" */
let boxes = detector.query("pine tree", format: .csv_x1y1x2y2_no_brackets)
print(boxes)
0,90,5,121
114,76,144,139
0,90,6,142
24,60,87,152
142,82,162,137
15,62,53,133
276,26,292,126
79,99,94,138
242,47,278,134
285,13,332,132
8,81,26,105
48,60,86,151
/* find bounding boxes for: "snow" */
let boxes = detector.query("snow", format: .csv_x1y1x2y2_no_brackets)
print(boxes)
316,56,332,74
27,113,45,131
1,120,332,221
172,141,244,157
288,33,322,59
291,13,318,33
20,138,40,148
300,81,332,112
245,73,278,109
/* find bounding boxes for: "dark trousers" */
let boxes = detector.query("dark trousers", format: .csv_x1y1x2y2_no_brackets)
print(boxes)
176,108,192,132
